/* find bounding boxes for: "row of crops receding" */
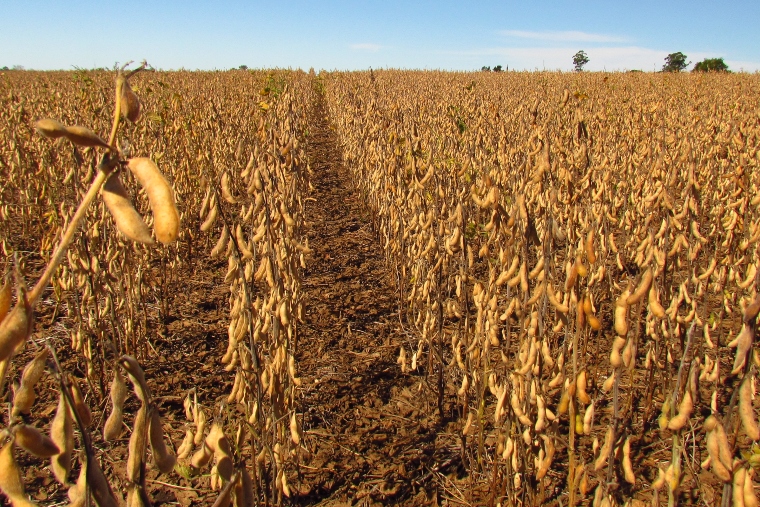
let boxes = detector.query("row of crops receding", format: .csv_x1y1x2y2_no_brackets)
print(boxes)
0,67,313,506
322,70,760,506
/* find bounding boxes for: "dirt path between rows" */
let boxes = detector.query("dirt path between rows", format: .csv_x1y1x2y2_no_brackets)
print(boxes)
7,85,465,507
292,89,461,506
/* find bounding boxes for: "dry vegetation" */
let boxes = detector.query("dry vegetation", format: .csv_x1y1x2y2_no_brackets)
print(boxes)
322,70,760,506
0,66,759,507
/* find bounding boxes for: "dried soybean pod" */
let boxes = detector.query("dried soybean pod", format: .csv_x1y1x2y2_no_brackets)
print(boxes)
610,337,626,368
649,284,666,318
12,348,49,416
622,436,635,484
119,355,149,402
739,375,760,441
87,453,123,507
149,408,176,474
745,294,760,324
290,412,301,445
104,368,127,442
745,470,759,507
0,283,31,362
704,416,732,481
0,438,25,499
211,225,230,258
627,269,653,305
583,401,595,435
194,408,207,445
50,391,73,485
63,126,111,149
614,288,630,336
176,429,194,460
206,423,233,481
586,229,596,264
119,77,141,123
190,442,213,470
667,390,693,431
34,118,68,139
102,174,154,245
594,425,613,471
69,377,92,428
127,404,148,483
576,370,591,404
221,172,237,204
14,424,60,458
201,203,219,232
67,451,88,507
127,158,180,244
715,424,734,474
735,467,747,507
729,325,754,375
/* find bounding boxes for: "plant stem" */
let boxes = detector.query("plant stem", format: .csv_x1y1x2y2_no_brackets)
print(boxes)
28,159,116,308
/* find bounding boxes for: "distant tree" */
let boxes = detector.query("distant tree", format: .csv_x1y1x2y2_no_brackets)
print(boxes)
662,52,690,72
11,65,25,71
239,65,248,70
493,65,503,72
481,66,491,72
0,66,8,71
693,57,729,72
573,51,589,72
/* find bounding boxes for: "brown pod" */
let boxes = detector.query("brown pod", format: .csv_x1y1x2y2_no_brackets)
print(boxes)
149,408,176,474
63,126,111,149
745,294,760,324
104,367,128,442
87,454,123,507
34,118,68,139
0,284,31,363
12,348,49,416
127,404,148,483
0,438,25,499
190,442,213,469
587,314,602,331
69,377,92,427
739,375,760,441
127,158,180,244
667,390,693,431
50,392,73,485
102,174,155,245
14,424,60,458
119,355,149,402
585,230,596,264
120,78,141,123
627,269,653,305
614,295,629,337
205,423,233,481
67,451,88,507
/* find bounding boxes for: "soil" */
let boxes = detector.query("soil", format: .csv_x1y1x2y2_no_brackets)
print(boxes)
291,94,464,505
3,90,469,506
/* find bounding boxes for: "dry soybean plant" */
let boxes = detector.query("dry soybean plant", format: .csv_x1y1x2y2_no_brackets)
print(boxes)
0,62,183,506
195,75,314,503
323,70,760,506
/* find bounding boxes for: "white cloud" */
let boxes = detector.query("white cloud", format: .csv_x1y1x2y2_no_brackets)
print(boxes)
724,60,760,72
500,30,629,43
350,43,383,52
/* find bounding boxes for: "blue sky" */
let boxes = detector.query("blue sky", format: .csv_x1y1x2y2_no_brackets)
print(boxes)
2,0,759,72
